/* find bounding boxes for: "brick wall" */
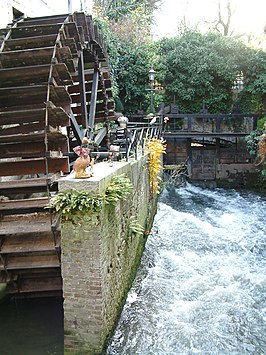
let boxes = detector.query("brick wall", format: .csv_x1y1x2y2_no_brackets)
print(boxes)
59,156,155,353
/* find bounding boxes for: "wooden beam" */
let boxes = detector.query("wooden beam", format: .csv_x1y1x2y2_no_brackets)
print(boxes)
94,127,107,146
0,157,69,176
69,111,82,145
78,51,88,129
88,68,99,138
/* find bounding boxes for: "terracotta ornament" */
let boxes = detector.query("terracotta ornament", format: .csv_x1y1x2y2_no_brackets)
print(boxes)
73,137,94,179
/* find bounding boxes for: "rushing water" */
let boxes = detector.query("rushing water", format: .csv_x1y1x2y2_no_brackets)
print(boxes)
107,184,266,355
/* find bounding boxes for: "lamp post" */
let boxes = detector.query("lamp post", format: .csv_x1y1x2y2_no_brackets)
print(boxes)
148,68,156,114
232,72,244,110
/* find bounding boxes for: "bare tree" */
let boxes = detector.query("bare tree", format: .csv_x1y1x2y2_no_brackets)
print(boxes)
215,0,232,36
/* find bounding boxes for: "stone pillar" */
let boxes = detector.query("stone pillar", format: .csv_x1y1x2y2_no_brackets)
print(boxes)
59,157,154,353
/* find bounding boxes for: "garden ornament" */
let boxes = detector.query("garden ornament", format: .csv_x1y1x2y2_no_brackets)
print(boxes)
117,116,128,128
73,137,94,179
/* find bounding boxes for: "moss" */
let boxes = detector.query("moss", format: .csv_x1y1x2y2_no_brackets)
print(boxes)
102,196,158,354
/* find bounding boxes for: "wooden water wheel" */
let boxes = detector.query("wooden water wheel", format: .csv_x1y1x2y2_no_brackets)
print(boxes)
0,12,115,297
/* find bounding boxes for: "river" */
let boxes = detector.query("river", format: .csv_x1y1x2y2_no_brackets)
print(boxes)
107,184,266,355
0,184,265,354
0,297,63,354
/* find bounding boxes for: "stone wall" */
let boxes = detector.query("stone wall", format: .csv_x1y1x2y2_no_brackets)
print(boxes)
59,156,155,353
216,163,259,188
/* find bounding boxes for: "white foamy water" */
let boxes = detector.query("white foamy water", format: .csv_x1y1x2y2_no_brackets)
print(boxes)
107,184,266,355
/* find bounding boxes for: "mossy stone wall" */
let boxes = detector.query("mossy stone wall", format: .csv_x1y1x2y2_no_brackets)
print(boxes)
59,157,156,354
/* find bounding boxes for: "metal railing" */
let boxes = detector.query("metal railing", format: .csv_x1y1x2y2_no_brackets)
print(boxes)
112,120,163,161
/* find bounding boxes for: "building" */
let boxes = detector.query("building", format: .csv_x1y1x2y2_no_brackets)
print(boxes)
0,0,72,28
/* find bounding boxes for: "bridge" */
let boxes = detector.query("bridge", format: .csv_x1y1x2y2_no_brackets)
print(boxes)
159,105,261,182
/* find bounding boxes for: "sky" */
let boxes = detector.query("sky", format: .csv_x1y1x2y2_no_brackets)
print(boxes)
49,0,266,39
152,0,266,38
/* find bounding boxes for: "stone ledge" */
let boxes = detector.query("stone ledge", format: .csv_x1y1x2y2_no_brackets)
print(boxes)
58,155,148,194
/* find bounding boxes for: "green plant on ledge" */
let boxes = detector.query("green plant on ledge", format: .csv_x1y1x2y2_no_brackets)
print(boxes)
128,216,144,237
49,190,103,223
49,174,133,223
105,173,133,205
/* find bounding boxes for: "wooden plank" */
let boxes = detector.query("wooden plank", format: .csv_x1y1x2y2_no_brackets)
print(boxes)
17,17,65,27
73,67,111,83
0,197,49,211
0,85,71,107
72,70,93,82
1,234,56,254
57,47,76,72
74,12,90,41
0,63,73,87
71,110,114,124
6,254,60,270
0,122,45,136
11,24,62,39
0,47,54,68
0,176,58,193
0,213,54,236
0,157,69,176
0,127,67,143
0,46,74,70
69,89,112,104
63,37,78,56
0,107,70,127
68,83,81,94
17,15,68,26
0,140,68,159
4,34,57,51
9,277,62,293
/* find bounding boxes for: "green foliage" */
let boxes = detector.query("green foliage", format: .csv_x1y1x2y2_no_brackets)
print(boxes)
104,174,133,205
157,31,247,113
246,128,266,181
93,1,160,114
115,41,159,113
93,0,161,23
128,216,144,236
237,48,266,113
95,5,266,115
49,190,103,223
49,174,133,222
94,17,120,98
245,130,263,157
257,116,266,130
